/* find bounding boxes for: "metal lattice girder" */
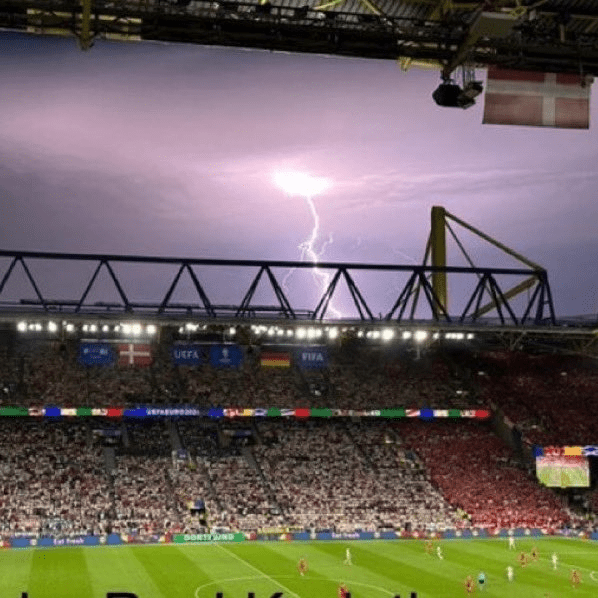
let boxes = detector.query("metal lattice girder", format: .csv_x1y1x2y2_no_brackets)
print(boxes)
5,0,598,76
0,249,556,325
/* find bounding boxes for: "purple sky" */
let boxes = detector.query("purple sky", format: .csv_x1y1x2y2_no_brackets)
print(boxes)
1,32,598,318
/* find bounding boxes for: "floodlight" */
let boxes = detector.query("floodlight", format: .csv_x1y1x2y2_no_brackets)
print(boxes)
328,327,339,339
357,330,364,338
277,329,284,336
35,323,42,331
296,327,306,339
467,333,475,340
114,325,120,332
287,330,294,337
48,322,57,333
268,327,275,337
402,331,412,340
90,324,97,333
66,324,75,333
382,329,394,341
102,325,109,332
415,330,428,342
122,324,132,334
132,324,142,336
17,321,26,332
82,324,89,332
147,325,157,335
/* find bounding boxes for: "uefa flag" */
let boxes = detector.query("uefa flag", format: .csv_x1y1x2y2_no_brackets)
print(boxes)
483,66,592,129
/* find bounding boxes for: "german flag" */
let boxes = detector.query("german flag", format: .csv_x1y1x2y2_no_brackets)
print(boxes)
261,352,291,367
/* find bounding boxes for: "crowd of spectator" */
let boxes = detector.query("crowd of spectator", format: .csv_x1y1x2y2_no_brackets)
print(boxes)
0,339,596,537
392,419,572,530
474,351,598,446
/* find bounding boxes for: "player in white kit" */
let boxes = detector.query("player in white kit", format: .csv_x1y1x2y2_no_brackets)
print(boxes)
344,547,352,565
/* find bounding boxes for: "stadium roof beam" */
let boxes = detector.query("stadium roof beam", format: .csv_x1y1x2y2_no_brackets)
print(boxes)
0,248,555,324
2,0,598,76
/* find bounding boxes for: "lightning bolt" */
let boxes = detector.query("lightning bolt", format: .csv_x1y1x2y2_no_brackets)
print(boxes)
282,195,342,318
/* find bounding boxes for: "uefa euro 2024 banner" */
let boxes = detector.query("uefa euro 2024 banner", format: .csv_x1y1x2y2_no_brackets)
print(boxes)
210,345,243,368
298,346,328,369
78,343,115,366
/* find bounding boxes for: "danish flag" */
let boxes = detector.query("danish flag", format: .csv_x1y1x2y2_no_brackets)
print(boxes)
483,66,592,129
118,343,153,367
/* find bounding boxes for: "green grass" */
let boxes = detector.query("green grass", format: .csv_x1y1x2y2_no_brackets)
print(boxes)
0,538,596,598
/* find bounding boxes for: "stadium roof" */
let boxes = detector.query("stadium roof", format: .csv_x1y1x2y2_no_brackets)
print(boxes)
4,0,598,75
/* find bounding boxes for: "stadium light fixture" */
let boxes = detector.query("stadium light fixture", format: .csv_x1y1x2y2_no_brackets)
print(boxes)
228,327,236,336
415,330,428,342
328,327,338,339
90,324,97,333
35,323,42,332
382,329,394,341
114,325,120,332
268,327,275,336
82,324,89,332
287,329,294,337
372,331,381,340
17,321,26,332
402,331,412,340
66,323,75,333
122,324,132,334
47,321,57,333
296,327,306,339
147,325,157,335
102,325,109,333
132,324,142,336
467,333,475,340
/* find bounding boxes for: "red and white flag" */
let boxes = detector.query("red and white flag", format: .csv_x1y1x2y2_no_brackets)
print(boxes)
483,66,592,129
118,343,153,367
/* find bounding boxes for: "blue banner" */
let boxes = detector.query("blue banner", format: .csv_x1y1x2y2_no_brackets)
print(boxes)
210,345,243,368
297,347,328,369
171,344,206,366
78,343,114,366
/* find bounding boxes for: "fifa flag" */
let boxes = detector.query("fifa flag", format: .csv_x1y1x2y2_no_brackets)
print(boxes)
483,66,592,129
118,343,153,367
260,352,291,367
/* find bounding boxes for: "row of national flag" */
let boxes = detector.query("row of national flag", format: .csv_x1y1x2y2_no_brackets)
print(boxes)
79,343,303,369
0,406,492,419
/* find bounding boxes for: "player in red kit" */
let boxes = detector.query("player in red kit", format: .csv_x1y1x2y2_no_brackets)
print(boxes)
338,582,349,598
297,557,308,576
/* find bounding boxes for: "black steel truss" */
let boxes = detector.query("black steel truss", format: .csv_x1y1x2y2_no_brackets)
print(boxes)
0,250,556,325
2,0,598,75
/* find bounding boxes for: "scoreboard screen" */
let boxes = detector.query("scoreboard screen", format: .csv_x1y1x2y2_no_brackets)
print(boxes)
536,454,590,488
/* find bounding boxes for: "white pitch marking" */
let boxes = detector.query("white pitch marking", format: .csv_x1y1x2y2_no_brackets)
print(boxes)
589,571,598,583
194,574,396,597
216,544,302,598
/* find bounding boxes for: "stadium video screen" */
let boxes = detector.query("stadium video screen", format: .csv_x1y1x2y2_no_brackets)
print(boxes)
536,454,590,488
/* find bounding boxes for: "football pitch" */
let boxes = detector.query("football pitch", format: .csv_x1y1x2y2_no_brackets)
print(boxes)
0,538,597,598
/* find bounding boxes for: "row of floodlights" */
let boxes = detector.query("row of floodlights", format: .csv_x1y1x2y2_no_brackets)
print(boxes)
248,325,474,342
17,321,158,336
16,321,475,343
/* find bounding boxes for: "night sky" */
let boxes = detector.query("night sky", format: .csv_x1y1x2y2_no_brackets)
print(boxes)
1,32,597,318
